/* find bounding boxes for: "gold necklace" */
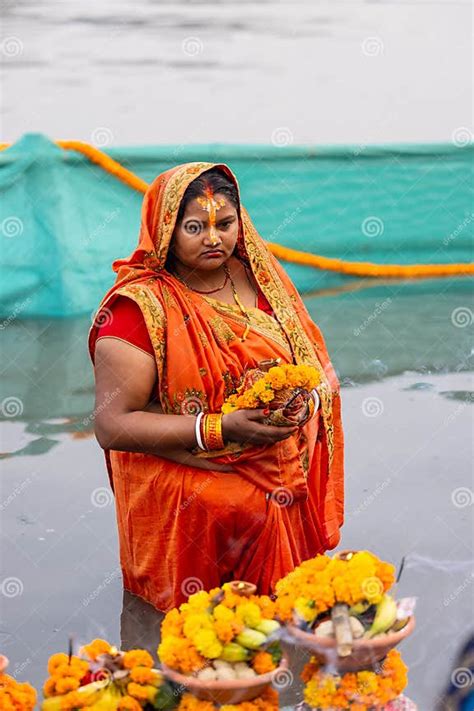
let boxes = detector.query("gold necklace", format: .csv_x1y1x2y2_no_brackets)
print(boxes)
224,263,255,341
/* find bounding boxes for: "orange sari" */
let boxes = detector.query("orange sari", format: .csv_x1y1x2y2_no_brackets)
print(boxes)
88,162,344,612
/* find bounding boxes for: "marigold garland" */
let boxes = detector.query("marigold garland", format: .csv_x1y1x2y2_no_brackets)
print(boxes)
275,551,396,624
221,364,320,414
302,649,408,710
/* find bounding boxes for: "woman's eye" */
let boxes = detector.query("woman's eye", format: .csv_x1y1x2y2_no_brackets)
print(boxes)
219,221,233,230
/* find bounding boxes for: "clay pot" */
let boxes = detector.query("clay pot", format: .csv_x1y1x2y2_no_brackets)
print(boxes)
162,655,289,705
286,616,415,673
228,580,257,597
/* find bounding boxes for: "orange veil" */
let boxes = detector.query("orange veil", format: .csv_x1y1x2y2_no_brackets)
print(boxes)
88,161,344,610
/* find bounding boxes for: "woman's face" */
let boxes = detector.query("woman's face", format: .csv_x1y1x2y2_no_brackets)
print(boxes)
170,190,239,271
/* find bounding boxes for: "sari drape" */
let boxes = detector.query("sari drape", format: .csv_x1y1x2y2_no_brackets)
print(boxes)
88,161,344,612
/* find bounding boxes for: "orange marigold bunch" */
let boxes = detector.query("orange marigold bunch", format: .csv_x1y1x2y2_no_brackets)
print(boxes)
275,551,396,624
158,583,281,674
302,649,408,710
0,671,37,711
177,687,279,710
221,364,320,414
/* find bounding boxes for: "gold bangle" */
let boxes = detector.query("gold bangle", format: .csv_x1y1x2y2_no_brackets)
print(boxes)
202,413,225,451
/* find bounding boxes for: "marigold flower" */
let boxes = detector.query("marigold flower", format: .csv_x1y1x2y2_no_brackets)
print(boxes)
117,696,142,711
122,649,154,669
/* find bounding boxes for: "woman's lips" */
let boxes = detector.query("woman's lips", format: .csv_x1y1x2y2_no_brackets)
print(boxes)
202,250,224,258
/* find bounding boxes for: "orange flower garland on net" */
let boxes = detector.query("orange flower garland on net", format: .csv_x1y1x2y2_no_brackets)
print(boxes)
221,364,321,414
301,649,408,710
275,551,396,624
177,687,279,711
0,670,37,711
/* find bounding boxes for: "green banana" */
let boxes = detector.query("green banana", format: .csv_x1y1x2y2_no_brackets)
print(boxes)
366,594,398,638
255,619,280,636
220,642,249,662
235,627,267,650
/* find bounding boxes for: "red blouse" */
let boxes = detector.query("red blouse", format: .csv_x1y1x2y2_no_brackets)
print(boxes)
96,290,274,356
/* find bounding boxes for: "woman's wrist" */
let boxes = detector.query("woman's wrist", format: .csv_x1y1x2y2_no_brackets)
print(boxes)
196,412,226,451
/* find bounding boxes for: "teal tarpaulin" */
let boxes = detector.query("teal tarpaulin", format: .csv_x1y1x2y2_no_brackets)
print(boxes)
0,133,472,317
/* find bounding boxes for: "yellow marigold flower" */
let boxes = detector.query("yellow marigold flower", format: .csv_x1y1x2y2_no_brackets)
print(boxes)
123,649,154,669
161,608,184,637
193,629,223,659
236,602,261,628
180,590,211,613
266,366,286,389
183,612,213,640
258,389,274,404
117,696,142,711
213,603,235,623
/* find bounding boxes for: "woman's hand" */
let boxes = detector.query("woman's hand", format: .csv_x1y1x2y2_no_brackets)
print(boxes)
222,409,298,446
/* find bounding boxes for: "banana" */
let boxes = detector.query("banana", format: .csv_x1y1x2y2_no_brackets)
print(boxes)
235,628,267,650
366,594,398,638
255,619,281,636
220,642,249,662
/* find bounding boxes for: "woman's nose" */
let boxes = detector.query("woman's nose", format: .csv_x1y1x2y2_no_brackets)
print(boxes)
204,224,222,245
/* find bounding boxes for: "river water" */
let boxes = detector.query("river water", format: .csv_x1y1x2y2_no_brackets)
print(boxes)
1,0,471,145
1,276,473,707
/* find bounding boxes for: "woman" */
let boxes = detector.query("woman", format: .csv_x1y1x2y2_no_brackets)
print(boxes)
89,161,344,613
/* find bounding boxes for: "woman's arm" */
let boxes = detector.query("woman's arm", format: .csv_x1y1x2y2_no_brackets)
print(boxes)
93,338,299,457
